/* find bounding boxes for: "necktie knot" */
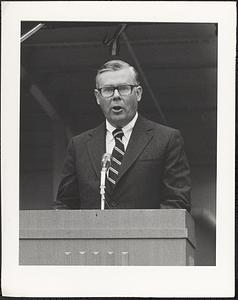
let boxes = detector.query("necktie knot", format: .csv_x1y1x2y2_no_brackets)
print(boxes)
113,128,123,140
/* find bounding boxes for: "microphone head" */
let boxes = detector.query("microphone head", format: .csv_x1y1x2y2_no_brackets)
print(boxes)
101,153,111,169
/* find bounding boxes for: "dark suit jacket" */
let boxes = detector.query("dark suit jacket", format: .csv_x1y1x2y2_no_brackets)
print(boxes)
55,115,191,211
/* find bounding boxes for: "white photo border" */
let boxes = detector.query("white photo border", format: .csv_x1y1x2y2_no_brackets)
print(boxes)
1,1,236,297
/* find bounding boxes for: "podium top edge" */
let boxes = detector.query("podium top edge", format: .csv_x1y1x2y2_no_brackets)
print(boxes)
20,208,188,212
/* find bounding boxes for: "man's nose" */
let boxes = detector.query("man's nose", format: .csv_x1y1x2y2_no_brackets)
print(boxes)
112,88,121,99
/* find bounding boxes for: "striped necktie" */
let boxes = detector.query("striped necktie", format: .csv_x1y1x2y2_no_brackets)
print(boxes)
107,128,125,187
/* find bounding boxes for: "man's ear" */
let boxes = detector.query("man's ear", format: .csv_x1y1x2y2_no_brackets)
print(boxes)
136,86,143,102
94,89,100,105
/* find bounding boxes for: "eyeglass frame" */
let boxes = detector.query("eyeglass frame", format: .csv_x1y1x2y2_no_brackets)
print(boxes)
96,84,139,98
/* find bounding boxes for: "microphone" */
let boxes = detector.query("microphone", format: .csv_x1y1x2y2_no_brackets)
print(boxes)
100,153,111,210
101,153,111,169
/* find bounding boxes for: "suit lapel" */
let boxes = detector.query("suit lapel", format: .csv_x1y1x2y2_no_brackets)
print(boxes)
87,122,106,179
117,115,154,183
86,116,154,185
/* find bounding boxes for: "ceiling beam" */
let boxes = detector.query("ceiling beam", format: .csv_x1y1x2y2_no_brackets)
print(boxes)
122,32,168,125
21,23,45,43
21,66,73,139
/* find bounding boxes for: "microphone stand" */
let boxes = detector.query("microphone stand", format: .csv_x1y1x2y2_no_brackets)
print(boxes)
100,154,111,210
100,166,107,210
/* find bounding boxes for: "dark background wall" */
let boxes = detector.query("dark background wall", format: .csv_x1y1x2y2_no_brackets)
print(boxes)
20,22,217,265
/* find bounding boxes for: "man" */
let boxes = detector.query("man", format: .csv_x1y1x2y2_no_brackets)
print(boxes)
55,59,191,210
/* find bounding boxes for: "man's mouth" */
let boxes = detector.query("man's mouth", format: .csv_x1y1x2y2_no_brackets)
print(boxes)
112,106,123,113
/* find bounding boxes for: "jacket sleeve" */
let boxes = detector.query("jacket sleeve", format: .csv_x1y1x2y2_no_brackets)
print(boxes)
160,129,191,211
53,138,81,209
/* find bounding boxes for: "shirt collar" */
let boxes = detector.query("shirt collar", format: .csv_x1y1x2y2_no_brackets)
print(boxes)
106,112,138,137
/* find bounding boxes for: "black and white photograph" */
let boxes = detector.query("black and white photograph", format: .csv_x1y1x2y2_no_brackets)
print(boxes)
1,1,236,298
19,20,213,266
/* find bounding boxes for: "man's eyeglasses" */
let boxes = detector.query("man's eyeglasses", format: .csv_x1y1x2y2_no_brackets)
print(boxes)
97,84,138,98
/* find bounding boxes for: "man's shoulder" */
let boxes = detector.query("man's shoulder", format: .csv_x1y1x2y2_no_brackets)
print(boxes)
140,115,179,134
140,116,184,148
71,122,104,143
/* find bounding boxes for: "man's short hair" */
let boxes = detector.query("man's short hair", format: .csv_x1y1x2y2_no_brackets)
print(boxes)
96,60,140,87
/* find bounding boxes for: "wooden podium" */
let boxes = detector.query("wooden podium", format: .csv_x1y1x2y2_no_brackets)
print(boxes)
19,209,196,266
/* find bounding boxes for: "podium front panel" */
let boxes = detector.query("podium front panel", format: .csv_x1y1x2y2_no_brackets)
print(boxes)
19,209,196,266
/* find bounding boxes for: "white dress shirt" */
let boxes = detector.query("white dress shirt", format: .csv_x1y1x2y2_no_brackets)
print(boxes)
105,112,138,154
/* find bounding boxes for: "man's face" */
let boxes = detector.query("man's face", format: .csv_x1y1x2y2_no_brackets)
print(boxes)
95,68,142,127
